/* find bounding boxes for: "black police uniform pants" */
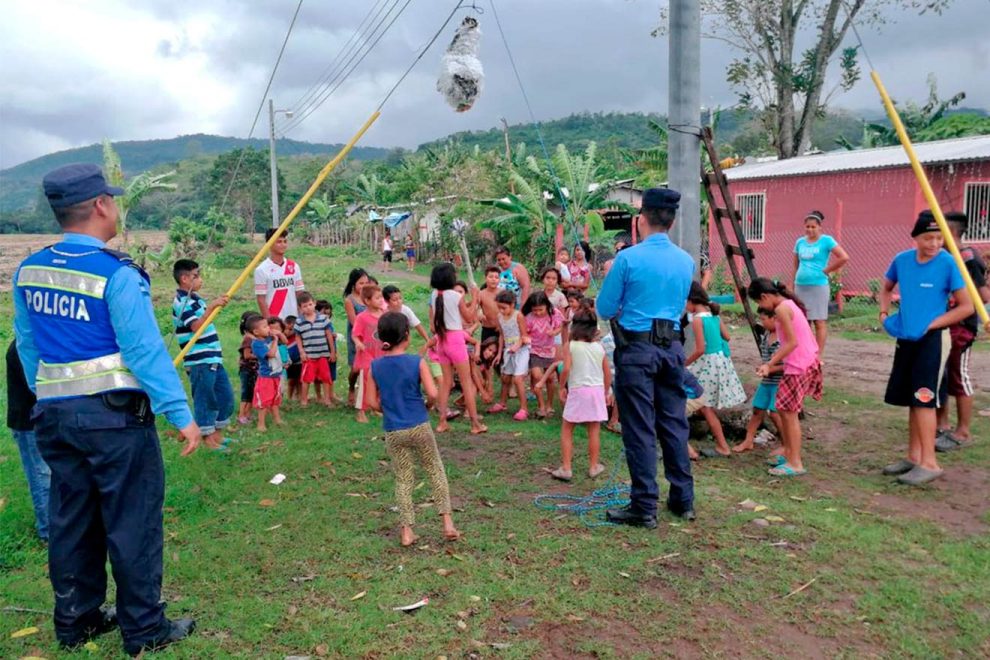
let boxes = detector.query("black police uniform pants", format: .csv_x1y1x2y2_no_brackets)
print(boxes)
33,396,167,646
614,341,694,516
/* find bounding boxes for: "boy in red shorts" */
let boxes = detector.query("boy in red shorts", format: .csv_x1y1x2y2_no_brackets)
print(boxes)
294,292,335,407
879,212,973,485
936,212,990,451
249,316,285,432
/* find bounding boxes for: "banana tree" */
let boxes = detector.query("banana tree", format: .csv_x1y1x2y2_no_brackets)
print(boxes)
102,140,176,245
479,170,558,263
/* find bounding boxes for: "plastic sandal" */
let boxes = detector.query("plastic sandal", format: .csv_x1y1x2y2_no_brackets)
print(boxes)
768,463,807,477
487,403,507,414
512,409,529,421
588,463,606,478
767,454,787,467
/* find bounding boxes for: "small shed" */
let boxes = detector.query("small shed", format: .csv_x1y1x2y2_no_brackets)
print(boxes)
712,135,990,294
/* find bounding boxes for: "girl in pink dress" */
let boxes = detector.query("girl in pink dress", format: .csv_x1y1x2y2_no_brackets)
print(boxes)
352,284,386,423
523,291,564,418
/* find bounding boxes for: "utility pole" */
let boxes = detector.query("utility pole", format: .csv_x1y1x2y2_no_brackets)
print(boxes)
268,99,294,228
667,0,701,266
500,117,514,194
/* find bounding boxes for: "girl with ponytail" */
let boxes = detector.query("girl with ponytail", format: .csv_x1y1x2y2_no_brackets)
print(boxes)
747,277,822,476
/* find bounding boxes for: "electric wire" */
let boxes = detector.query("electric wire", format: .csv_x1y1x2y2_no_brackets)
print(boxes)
279,0,414,135
281,0,402,133
285,0,394,116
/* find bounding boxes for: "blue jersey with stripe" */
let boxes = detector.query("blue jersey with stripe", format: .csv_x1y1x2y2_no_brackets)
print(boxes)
172,290,223,366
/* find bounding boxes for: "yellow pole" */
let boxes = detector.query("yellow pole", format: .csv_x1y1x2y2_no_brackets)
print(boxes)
173,110,382,366
871,71,989,333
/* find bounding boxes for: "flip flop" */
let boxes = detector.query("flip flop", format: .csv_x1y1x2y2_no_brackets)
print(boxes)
544,467,572,482
768,463,807,477
767,455,787,467
588,463,606,479
487,403,507,414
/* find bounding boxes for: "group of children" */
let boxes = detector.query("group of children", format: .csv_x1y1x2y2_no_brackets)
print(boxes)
167,210,986,545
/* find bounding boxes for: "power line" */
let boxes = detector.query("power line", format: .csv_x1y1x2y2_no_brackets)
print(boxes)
279,0,416,135
284,0,396,121
215,0,305,217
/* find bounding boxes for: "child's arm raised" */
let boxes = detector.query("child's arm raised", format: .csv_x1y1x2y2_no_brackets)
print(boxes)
685,316,706,366
419,358,439,405
458,288,478,324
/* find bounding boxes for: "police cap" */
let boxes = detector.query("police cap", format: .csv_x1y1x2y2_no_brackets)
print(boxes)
43,163,124,209
641,187,680,211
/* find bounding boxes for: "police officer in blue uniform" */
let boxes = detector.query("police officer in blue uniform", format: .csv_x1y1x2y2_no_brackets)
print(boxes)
13,164,201,656
596,188,695,528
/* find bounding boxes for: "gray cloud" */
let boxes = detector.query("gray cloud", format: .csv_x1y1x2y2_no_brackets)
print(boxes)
1,0,988,170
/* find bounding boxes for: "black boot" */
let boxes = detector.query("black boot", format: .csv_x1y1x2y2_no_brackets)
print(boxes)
605,504,657,529
124,618,196,657
59,605,119,649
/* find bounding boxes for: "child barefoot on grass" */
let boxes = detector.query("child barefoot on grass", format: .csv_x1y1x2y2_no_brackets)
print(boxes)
488,290,531,420
237,312,261,425
733,307,785,453
249,316,284,431
548,308,610,480
523,291,564,418
367,312,460,547
470,337,499,405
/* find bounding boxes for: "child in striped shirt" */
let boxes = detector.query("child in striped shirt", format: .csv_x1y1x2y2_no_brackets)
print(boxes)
294,292,336,407
172,259,232,449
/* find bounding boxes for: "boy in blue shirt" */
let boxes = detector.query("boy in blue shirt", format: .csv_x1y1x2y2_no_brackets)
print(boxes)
879,211,973,486
173,259,232,449
249,316,285,432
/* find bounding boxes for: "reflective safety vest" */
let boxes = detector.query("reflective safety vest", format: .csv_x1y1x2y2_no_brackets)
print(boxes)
16,243,148,400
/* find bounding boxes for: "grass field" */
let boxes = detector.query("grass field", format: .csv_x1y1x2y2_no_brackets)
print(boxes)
1,239,989,659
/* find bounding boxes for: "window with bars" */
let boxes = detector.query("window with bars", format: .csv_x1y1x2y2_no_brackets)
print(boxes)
963,182,990,243
735,192,766,243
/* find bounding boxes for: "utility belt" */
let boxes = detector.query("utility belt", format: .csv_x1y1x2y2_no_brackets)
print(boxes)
611,319,677,350
102,390,152,423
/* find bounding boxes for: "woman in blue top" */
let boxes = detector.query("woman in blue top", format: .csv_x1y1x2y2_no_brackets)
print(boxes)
792,210,849,355
366,312,461,547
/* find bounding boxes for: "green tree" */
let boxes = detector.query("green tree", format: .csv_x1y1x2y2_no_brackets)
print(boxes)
480,171,558,262
207,148,282,234
657,0,953,159
103,140,176,244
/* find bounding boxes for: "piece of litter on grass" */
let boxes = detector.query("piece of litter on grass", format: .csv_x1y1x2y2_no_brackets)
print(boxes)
456,620,468,631
345,493,366,498
469,595,482,602
351,452,363,460
618,571,631,578
10,626,39,639
392,597,429,612
457,610,470,619
266,524,283,531
475,470,482,479
84,641,99,651
753,505,769,512
491,642,512,650
765,515,786,523
565,614,585,622
259,499,276,507
484,500,495,508
782,576,817,599
269,473,287,485
291,574,316,583
789,496,808,502
436,568,452,577
452,554,466,562
513,432,522,437
825,507,838,512
350,591,367,601
646,552,681,564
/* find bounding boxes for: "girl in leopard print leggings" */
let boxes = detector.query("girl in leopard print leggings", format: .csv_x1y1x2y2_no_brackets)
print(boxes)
367,312,461,547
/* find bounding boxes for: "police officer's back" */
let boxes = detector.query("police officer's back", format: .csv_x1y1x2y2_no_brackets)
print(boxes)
13,163,201,655
596,188,695,529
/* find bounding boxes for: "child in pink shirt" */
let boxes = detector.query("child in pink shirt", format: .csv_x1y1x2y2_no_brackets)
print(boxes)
523,291,564,418
352,284,386,423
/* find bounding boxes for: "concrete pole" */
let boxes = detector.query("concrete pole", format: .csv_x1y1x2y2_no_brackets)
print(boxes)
268,98,280,229
667,0,701,266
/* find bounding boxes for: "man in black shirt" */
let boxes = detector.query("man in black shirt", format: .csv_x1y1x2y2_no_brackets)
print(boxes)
6,340,50,541
936,212,990,451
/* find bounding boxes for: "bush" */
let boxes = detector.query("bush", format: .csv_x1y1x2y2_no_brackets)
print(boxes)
167,208,244,256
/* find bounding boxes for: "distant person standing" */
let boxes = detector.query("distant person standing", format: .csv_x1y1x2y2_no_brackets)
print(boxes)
6,340,50,542
596,188,695,529
404,233,417,271
13,164,200,655
792,210,849,356
382,229,393,273
255,227,305,319
495,246,531,309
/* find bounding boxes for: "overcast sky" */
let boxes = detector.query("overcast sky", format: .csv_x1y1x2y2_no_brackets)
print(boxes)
1,0,987,170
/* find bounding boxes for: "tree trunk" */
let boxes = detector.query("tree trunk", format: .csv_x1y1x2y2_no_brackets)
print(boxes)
776,0,798,158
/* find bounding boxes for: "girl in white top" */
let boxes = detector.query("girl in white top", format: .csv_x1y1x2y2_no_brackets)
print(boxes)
547,308,611,481
382,230,393,273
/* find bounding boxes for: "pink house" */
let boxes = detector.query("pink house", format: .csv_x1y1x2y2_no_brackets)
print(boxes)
712,135,990,295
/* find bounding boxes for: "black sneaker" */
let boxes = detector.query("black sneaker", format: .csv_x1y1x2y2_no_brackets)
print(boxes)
124,618,196,657
59,605,118,649
605,505,657,529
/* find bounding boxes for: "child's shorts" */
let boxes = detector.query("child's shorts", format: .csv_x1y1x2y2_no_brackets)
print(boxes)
253,375,283,409
431,330,469,365
529,355,555,371
406,249,416,259
239,368,258,404
501,346,530,377
884,329,950,408
302,357,332,384
752,383,779,412
947,325,976,397
777,362,823,413
286,361,302,381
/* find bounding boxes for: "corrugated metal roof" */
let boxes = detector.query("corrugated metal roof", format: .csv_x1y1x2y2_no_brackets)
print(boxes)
724,135,990,181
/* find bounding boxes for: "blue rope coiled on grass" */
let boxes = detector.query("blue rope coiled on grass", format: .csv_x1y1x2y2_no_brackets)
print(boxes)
533,447,630,527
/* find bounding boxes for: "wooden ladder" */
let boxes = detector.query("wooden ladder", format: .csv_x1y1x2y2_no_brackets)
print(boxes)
699,126,762,350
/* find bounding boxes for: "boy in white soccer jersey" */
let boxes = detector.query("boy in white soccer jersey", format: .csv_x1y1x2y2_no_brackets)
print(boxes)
255,227,305,319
